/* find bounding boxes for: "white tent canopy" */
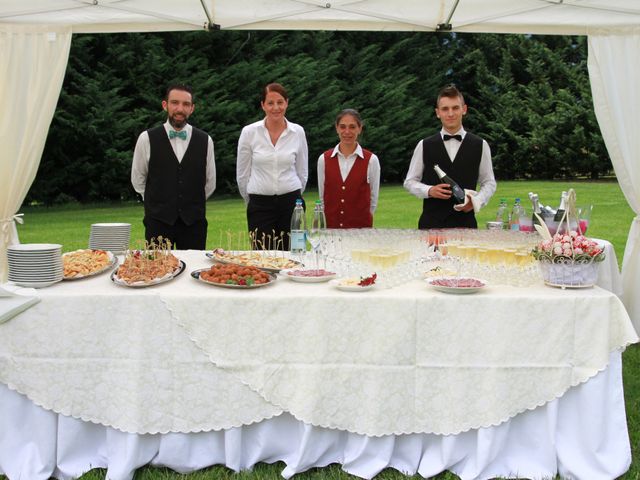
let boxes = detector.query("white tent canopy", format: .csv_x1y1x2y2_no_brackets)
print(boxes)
1,0,639,333
2,0,640,34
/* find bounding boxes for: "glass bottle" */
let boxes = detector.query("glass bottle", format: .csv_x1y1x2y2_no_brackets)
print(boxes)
433,164,466,205
289,199,306,255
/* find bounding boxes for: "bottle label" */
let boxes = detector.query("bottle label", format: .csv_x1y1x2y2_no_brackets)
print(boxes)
290,231,306,252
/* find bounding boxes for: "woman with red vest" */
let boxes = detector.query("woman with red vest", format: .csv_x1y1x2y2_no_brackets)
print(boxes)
317,109,380,229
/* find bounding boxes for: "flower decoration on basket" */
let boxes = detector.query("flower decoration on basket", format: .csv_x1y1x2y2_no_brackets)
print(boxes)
531,189,604,288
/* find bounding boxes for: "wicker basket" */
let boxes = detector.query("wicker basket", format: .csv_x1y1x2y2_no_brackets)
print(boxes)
537,256,599,288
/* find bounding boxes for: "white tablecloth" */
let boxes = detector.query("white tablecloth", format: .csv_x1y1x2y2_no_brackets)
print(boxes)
0,352,631,480
0,249,636,479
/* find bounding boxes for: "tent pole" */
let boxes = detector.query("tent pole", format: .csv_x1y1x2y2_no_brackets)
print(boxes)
199,0,220,30
437,0,460,31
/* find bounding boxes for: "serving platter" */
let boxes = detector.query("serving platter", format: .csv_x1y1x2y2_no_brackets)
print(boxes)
63,250,118,280
206,250,301,273
111,260,185,288
191,268,277,289
426,277,487,294
281,269,337,283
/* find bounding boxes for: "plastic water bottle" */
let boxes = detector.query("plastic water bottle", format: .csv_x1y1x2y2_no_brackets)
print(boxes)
509,198,524,231
495,198,509,229
290,199,306,255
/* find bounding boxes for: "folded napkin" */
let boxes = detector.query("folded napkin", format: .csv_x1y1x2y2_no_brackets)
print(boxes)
453,189,481,213
0,284,40,325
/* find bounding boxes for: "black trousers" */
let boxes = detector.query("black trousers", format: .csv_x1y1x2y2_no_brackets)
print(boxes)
247,190,304,251
143,216,208,250
418,209,477,229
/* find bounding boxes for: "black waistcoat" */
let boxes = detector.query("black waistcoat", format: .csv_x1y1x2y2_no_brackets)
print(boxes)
144,126,208,226
419,132,483,229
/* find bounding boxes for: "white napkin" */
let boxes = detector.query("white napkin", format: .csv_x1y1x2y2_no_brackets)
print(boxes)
453,189,481,213
0,283,40,324
0,284,38,297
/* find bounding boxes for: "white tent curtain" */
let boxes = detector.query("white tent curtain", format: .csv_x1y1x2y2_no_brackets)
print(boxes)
588,32,640,335
0,24,72,281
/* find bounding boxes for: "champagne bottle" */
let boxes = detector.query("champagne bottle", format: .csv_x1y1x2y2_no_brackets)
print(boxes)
554,191,568,222
528,192,543,226
433,164,466,205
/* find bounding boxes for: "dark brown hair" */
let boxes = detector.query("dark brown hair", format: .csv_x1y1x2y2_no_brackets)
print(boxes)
262,83,289,102
436,84,464,107
335,108,363,127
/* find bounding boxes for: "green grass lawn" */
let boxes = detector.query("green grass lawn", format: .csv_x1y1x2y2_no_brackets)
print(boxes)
7,180,640,480
16,180,635,267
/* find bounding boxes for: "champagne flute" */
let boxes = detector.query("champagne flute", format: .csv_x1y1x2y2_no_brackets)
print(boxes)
307,201,326,273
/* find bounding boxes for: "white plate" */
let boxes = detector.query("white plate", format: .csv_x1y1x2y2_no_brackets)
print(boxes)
330,279,376,292
91,223,131,228
63,251,118,280
191,268,277,288
10,279,62,288
8,243,61,252
426,277,487,294
111,260,185,288
281,269,337,283
544,281,594,289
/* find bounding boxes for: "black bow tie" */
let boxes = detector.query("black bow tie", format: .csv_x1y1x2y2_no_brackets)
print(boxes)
443,134,462,142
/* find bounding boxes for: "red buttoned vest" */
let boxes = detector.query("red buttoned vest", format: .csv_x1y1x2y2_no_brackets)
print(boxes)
322,149,373,228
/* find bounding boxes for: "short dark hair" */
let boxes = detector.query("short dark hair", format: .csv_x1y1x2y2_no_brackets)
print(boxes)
436,84,464,107
335,108,363,127
262,83,289,102
164,83,194,103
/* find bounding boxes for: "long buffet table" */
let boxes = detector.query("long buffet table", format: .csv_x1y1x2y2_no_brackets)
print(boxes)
0,248,637,480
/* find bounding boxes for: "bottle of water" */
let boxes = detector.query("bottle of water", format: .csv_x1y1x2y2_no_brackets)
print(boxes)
495,198,509,229
509,198,524,231
290,199,306,255
311,200,327,236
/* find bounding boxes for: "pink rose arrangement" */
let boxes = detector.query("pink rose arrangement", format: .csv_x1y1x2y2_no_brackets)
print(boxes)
532,230,605,263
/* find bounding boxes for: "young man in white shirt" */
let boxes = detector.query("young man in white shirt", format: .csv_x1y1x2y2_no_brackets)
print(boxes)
404,85,496,229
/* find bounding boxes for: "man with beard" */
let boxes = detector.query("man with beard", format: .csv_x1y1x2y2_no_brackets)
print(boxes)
131,83,216,249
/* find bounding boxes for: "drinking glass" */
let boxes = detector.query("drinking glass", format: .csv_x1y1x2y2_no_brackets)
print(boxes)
307,215,326,273
577,204,593,235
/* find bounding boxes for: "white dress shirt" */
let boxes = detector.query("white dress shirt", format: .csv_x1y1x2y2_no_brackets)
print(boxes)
131,121,216,200
403,127,496,209
317,144,381,214
236,118,309,204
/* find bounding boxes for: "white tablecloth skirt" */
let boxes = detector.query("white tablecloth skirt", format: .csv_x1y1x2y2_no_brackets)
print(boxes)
0,352,629,480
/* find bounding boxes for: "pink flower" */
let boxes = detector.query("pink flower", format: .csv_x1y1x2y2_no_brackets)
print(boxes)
553,246,563,255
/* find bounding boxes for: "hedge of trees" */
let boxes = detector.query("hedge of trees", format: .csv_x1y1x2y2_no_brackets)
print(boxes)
26,30,610,205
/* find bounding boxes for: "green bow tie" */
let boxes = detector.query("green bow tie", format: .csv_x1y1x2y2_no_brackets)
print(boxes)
169,130,187,140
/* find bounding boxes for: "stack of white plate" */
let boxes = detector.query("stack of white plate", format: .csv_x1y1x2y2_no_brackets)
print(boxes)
7,243,63,288
89,223,131,253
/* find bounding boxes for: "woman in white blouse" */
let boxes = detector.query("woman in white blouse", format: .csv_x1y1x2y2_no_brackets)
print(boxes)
236,83,308,250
